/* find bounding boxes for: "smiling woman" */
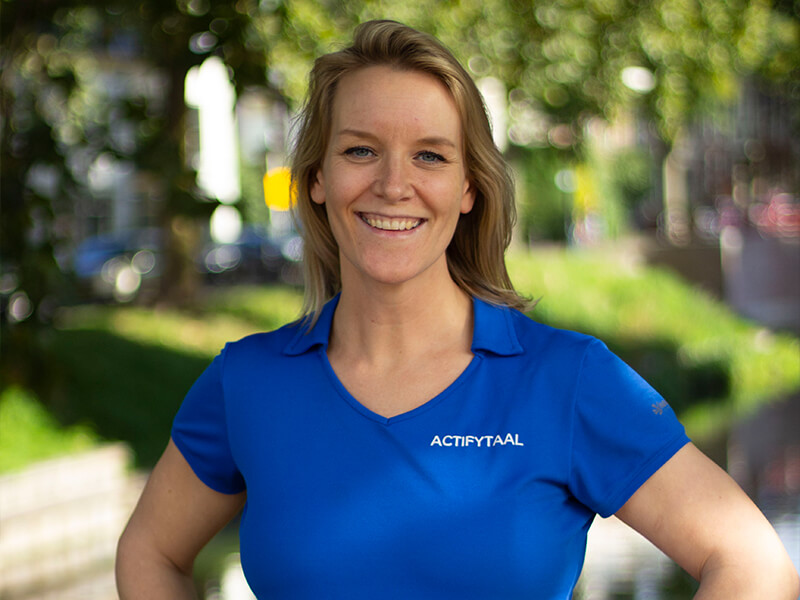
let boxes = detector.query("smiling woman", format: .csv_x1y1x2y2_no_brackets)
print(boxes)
116,20,800,600
309,66,474,292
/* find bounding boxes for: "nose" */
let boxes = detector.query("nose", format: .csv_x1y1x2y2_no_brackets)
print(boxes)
373,155,413,202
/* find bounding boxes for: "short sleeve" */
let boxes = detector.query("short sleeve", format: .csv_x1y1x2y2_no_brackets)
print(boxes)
568,340,689,517
171,346,245,494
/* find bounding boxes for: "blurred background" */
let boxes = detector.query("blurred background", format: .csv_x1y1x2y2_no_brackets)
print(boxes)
1,0,798,598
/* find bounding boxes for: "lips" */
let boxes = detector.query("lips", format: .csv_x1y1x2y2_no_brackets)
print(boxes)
359,213,424,231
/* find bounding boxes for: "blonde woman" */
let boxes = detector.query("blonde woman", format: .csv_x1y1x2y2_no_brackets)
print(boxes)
117,20,799,599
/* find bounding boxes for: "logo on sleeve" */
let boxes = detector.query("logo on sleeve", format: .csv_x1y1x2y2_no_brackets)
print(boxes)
430,434,524,447
651,399,669,415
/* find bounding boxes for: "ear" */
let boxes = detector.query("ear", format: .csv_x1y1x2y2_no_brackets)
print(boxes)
310,169,326,205
460,180,476,214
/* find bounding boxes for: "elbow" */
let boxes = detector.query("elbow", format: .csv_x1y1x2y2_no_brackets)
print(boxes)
115,521,197,598
757,554,799,599
698,542,800,599
115,522,164,594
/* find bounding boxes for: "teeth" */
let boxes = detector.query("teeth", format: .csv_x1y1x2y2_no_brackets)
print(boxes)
362,215,422,231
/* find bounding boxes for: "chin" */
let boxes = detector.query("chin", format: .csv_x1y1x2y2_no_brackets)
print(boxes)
364,270,422,287
341,249,449,289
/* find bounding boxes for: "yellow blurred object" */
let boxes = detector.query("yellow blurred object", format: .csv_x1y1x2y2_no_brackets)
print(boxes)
263,167,295,211
572,163,598,219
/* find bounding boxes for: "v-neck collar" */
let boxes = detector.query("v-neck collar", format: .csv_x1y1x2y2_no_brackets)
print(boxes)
283,294,524,424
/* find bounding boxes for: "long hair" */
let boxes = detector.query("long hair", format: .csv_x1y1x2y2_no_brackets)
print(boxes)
291,20,529,323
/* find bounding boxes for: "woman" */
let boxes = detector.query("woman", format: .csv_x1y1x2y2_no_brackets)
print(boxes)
117,20,799,599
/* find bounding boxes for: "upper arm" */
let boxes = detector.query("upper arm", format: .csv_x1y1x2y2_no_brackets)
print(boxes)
118,438,246,574
615,442,798,595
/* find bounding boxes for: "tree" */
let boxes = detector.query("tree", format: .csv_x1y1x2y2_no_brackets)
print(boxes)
0,0,269,391
250,0,797,143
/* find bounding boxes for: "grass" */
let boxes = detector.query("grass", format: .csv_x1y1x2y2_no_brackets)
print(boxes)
43,286,304,469
0,385,98,473
3,249,798,473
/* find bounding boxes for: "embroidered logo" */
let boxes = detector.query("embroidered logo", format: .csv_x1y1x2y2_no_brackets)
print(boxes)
430,434,524,447
651,399,669,415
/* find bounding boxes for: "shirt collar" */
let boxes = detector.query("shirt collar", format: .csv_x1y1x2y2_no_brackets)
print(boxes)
283,293,523,357
283,293,340,356
470,296,524,356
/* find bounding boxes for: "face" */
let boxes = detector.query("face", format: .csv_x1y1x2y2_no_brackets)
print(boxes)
310,66,475,290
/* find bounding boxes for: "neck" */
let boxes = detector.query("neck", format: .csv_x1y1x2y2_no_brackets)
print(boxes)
330,271,473,365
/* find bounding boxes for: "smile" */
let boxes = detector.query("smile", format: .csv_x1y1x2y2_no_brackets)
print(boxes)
359,213,424,231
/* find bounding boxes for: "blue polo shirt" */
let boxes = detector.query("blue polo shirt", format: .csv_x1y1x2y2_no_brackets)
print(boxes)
172,295,689,599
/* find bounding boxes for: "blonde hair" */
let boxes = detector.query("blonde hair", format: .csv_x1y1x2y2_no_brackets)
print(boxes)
291,20,529,323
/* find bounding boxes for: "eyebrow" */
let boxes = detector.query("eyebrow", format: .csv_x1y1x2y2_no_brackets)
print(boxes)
336,128,458,149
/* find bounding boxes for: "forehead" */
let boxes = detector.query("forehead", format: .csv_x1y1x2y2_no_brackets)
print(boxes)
329,66,463,140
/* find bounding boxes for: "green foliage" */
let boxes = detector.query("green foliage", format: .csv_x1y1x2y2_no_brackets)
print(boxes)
49,327,211,467
0,386,97,473
514,142,654,243
239,161,271,224
46,286,303,468
508,249,800,439
256,0,799,143
571,151,629,241
0,0,270,388
0,0,267,265
607,147,655,210
514,147,570,243
201,285,304,329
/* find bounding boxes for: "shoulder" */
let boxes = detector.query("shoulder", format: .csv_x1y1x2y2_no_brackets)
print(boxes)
506,308,656,396
472,298,607,384
509,307,593,345
502,302,601,361
221,319,306,363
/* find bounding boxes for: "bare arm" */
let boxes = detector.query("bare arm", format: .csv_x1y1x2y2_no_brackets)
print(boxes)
116,439,246,599
616,442,799,599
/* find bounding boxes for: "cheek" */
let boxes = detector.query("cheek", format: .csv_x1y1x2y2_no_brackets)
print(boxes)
432,178,473,218
318,169,355,206
323,202,352,249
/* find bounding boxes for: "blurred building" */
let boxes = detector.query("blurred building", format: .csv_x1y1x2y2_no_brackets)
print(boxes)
632,81,800,334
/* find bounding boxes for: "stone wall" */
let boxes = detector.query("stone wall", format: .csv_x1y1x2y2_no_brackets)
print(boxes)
0,444,143,600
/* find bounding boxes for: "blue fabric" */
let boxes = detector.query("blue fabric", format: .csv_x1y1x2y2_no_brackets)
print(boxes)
172,296,689,599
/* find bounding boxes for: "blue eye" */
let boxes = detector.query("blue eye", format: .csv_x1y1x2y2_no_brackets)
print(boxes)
344,147,373,158
418,151,445,163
